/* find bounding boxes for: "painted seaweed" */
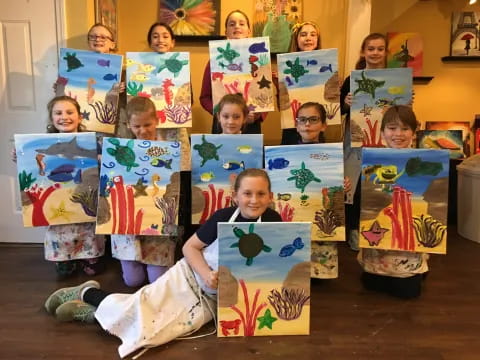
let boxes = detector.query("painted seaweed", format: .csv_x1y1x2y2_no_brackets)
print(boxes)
413,214,446,248
267,287,310,320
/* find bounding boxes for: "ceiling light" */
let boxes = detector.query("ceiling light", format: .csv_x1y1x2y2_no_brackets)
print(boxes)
469,0,477,5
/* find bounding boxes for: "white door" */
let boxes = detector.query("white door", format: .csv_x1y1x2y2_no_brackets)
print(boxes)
0,0,64,242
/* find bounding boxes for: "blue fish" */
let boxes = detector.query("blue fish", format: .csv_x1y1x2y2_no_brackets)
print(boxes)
47,164,82,183
319,64,333,73
307,59,318,66
285,76,293,86
97,59,110,67
248,42,268,54
268,157,289,170
103,73,118,81
222,160,245,171
150,158,172,169
279,237,305,257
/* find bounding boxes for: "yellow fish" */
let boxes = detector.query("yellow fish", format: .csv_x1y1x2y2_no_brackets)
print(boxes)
126,58,139,67
130,73,150,82
200,171,215,182
237,145,252,154
387,86,405,95
138,64,156,73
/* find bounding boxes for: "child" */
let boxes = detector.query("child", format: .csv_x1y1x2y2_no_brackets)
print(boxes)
358,105,428,299
110,96,177,287
44,169,282,358
217,94,249,135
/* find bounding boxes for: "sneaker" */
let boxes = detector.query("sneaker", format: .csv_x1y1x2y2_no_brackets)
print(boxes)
55,300,96,323
44,280,100,315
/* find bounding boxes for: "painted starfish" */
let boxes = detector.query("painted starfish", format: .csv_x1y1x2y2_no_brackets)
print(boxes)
359,104,373,116
361,220,389,246
50,200,75,222
257,309,277,330
257,75,271,89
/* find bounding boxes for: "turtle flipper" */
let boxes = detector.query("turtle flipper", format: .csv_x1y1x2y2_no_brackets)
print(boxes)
248,223,254,234
246,258,253,266
263,245,272,252
230,242,239,248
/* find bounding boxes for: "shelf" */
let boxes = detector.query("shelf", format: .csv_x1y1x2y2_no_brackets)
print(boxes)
413,76,434,84
176,35,226,42
441,56,480,62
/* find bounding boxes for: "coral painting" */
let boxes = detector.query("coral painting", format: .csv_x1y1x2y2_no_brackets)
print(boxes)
57,48,123,134
208,37,274,114
417,130,465,159
126,52,192,128
360,148,449,254
14,133,99,227
265,143,345,242
190,134,263,224
277,49,340,129
425,121,472,157
387,32,423,76
350,68,413,147
96,138,180,235
218,222,311,337
450,12,480,57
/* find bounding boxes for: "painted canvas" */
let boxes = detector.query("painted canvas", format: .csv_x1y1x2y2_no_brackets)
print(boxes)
57,48,123,134
277,49,340,129
417,130,464,159
14,133,98,227
191,134,263,224
387,32,423,76
218,222,311,337
265,143,345,241
350,68,413,147
96,138,180,235
126,52,192,128
208,37,274,114
360,148,449,254
450,11,480,56
425,121,472,157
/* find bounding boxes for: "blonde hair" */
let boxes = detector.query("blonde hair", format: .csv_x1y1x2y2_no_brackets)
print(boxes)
289,21,321,52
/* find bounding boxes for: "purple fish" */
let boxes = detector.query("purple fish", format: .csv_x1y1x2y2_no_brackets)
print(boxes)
220,62,243,72
248,42,268,54
319,64,333,73
103,73,118,81
97,59,110,67
285,76,293,86
47,164,82,183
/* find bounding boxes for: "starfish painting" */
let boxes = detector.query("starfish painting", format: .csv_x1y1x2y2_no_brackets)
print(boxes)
133,177,148,198
257,75,271,89
359,104,373,117
50,200,75,222
257,308,277,330
353,71,385,99
81,110,90,120
361,220,389,246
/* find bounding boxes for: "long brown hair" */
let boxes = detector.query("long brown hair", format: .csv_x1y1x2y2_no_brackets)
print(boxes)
289,21,321,52
355,32,388,69
46,96,84,133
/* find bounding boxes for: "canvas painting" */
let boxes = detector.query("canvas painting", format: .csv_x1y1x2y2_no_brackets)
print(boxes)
360,148,449,254
191,134,263,224
417,130,464,159
350,68,413,147
265,143,345,241
57,48,123,134
218,222,311,337
14,133,99,227
208,37,274,114
126,52,192,128
387,32,423,76
96,138,180,235
450,12,480,56
425,121,472,157
277,49,340,129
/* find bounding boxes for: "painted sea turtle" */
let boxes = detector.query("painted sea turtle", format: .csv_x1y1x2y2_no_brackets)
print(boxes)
216,42,240,64
106,138,139,172
353,70,385,98
283,57,309,83
193,135,222,167
287,161,321,193
230,223,272,266
156,53,189,78
63,52,84,72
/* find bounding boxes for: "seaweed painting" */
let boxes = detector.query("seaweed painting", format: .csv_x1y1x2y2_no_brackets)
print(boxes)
58,48,123,134
218,222,311,337
265,143,345,242
190,134,263,224
126,52,192,128
277,49,340,129
360,148,449,254
14,133,99,227
96,138,180,235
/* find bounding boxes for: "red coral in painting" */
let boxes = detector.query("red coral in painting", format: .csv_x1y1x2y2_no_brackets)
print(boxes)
108,176,144,234
199,183,231,224
362,118,384,147
25,183,61,226
383,186,414,250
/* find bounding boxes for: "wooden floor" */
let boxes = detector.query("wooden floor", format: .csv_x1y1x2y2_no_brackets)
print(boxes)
1,227,479,360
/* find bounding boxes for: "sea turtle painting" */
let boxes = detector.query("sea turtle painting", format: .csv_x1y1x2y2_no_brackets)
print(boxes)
193,135,223,167
283,57,309,83
287,161,321,193
106,138,139,172
353,71,385,99
63,52,84,72
156,53,189,77
216,42,240,65
230,223,272,266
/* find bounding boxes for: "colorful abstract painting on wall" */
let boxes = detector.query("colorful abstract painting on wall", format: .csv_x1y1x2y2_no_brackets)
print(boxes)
126,52,192,128
265,143,345,241
191,134,263,224
218,222,310,337
387,32,423,76
417,130,465,159
57,48,123,134
425,121,472,157
350,68,413,147
277,48,340,129
360,148,449,254
208,37,274,114
14,133,99,227
96,138,180,235
450,11,480,56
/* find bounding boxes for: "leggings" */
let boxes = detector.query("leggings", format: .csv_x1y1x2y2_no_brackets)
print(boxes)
120,260,168,287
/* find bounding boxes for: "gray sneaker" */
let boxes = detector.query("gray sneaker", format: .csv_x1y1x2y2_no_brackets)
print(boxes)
55,300,96,323
44,280,100,314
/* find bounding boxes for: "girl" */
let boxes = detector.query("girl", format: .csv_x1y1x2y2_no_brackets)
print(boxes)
358,105,428,299
200,10,267,134
217,93,249,135
44,169,282,358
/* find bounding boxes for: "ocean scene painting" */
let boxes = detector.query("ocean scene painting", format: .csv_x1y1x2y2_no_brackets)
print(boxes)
360,148,449,254
218,222,311,337
191,134,263,224
14,133,98,227
265,143,345,241
208,37,274,114
96,138,180,235
350,68,412,147
417,130,464,159
126,52,192,128
277,49,340,129
58,48,123,134
387,32,423,76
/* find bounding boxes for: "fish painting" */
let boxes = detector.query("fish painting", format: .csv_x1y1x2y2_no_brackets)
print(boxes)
138,64,155,73
220,62,243,72
47,164,82,183
319,64,333,73
36,137,97,159
237,145,252,154
126,58,139,67
279,237,304,257
222,160,245,171
268,157,290,170
277,193,292,201
306,59,318,66
97,59,110,67
361,220,389,246
248,42,268,54
103,73,118,81
151,157,173,169
285,76,293,86
35,154,46,176
130,73,150,82
200,171,215,182
387,86,405,95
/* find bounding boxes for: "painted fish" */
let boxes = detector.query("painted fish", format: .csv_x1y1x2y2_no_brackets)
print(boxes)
268,157,289,170
279,237,305,257
307,59,318,66
220,62,243,72
319,64,333,72
285,76,293,86
150,157,172,169
200,171,215,182
277,193,292,201
35,154,46,176
138,64,155,73
103,73,118,81
211,72,224,81
146,146,170,157
222,160,245,171
249,55,259,63
130,73,150,82
236,145,252,154
97,59,110,67
126,58,139,67
47,164,82,183
248,42,268,54
387,86,405,95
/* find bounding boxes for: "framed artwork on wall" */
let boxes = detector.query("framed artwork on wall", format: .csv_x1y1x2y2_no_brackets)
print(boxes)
450,11,480,57
95,0,118,42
